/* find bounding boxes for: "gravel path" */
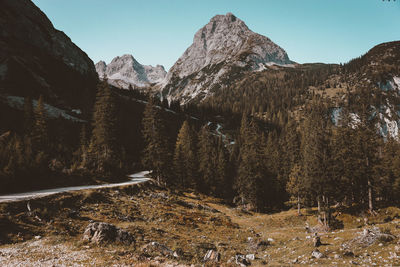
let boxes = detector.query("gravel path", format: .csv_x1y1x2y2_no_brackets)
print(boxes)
0,171,150,203
0,237,95,266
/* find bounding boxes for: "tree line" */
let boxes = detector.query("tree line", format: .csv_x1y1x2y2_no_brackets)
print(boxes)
142,88,400,223
2,67,400,226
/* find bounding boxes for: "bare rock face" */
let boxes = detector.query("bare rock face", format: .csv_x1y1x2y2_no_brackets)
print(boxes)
161,12,294,104
0,0,98,110
83,222,135,245
95,55,166,89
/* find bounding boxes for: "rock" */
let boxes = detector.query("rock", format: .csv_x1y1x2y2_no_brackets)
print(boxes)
383,216,393,223
34,235,41,240
246,254,255,260
343,227,396,248
48,158,64,171
267,238,274,242
256,240,270,250
350,260,359,265
203,249,220,263
235,254,251,266
83,222,135,245
173,248,183,258
142,242,174,257
247,237,270,252
363,229,370,236
334,254,342,259
149,192,169,200
343,251,355,257
313,234,322,247
196,203,219,213
311,249,324,259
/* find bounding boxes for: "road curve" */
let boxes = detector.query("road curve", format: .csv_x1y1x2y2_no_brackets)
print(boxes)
0,171,151,203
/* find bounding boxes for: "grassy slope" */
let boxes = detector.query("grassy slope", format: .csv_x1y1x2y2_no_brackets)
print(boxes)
0,182,399,266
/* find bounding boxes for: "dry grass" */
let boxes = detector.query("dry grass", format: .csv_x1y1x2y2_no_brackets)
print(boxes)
0,183,399,266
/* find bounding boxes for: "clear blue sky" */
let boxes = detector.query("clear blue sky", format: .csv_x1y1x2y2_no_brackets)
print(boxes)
32,0,400,70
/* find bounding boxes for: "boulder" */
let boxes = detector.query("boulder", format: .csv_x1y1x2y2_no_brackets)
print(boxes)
343,250,355,257
334,253,342,259
235,254,251,266
311,249,324,259
247,238,271,253
203,249,220,263
83,222,135,245
142,242,174,257
256,240,270,250
246,254,255,260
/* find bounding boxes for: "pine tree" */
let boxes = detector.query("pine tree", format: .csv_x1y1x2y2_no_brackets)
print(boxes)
216,137,230,199
86,80,119,173
301,99,332,223
329,112,356,205
286,164,303,215
236,116,270,211
380,138,400,203
350,86,381,212
173,120,197,188
198,125,217,193
282,117,301,179
32,95,48,153
142,97,171,184
23,96,34,136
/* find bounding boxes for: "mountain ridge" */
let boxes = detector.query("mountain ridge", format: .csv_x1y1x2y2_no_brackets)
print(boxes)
95,54,166,90
160,12,294,104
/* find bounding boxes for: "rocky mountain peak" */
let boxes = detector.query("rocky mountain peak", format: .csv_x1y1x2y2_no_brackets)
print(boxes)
161,12,293,104
95,54,166,89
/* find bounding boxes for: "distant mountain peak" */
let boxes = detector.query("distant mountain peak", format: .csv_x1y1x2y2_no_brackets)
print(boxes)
95,54,166,89
161,12,293,104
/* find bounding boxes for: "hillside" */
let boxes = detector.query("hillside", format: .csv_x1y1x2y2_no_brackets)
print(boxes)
0,182,399,266
0,0,98,112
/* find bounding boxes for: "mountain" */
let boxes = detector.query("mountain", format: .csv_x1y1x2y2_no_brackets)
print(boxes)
201,40,400,138
95,55,166,89
0,0,98,112
161,12,294,104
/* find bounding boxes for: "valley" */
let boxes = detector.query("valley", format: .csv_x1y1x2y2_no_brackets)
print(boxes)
0,181,399,266
0,0,400,266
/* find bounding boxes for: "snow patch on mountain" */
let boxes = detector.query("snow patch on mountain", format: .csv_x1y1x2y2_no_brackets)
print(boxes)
95,55,166,89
